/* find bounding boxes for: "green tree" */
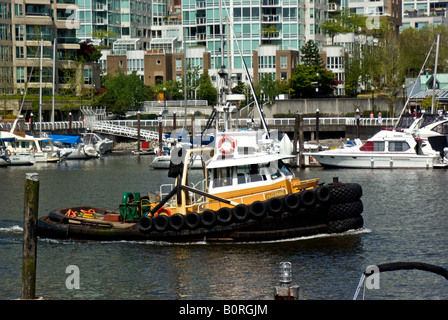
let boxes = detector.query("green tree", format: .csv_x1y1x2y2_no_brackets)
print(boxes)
257,73,277,102
197,69,217,105
97,71,146,117
300,40,324,68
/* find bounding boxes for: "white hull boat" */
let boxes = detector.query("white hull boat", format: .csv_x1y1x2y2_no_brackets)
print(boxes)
150,154,203,169
47,134,100,160
307,129,442,169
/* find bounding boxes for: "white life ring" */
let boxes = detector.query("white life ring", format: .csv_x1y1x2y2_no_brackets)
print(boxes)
218,135,236,154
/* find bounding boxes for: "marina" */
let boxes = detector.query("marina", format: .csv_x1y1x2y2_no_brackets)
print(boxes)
1,154,447,300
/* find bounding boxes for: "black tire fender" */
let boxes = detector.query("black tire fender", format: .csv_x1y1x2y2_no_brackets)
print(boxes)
316,185,331,204
201,209,217,227
250,200,267,219
185,212,201,230
168,213,185,231
154,214,169,232
217,207,233,225
300,189,316,208
267,197,284,216
139,215,153,233
232,204,250,222
284,193,300,212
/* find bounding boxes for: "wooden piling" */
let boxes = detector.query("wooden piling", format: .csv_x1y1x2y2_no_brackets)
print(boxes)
298,114,305,168
137,111,141,153
22,173,39,300
158,113,162,155
292,114,299,167
173,112,177,131
274,286,300,300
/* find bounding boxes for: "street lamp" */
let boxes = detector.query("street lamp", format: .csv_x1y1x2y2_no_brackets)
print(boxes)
163,87,167,113
355,108,360,138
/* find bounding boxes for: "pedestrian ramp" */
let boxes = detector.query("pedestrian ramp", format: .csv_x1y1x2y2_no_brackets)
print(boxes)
91,121,167,142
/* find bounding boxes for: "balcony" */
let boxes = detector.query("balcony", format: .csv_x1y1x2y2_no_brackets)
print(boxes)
262,14,280,23
262,0,280,6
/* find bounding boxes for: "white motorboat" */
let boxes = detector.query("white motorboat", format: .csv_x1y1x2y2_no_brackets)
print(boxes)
0,138,12,167
2,117,59,163
81,132,113,155
47,134,99,159
150,142,203,169
307,128,443,169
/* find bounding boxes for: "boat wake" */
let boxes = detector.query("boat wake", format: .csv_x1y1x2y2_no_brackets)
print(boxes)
0,225,23,234
38,228,372,246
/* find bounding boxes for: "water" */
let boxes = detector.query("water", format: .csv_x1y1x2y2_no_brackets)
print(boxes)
1,154,448,300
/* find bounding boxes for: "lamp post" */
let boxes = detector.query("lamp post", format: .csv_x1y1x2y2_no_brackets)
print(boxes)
355,108,360,138
158,112,163,156
30,112,34,135
69,112,72,134
137,110,141,153
402,84,407,106
163,87,167,113
315,108,319,144
371,86,375,115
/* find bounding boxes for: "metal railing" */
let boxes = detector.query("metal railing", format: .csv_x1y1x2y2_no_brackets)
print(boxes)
11,117,399,141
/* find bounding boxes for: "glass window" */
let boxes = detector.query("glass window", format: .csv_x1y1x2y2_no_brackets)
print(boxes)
280,55,287,69
16,67,25,83
176,58,182,71
389,141,410,152
213,168,233,188
374,141,385,151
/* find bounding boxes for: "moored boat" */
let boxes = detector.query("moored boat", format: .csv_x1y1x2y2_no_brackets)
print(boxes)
37,130,365,242
307,120,444,169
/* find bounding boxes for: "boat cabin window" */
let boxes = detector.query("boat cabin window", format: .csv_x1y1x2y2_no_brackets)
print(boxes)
374,141,385,152
431,122,448,134
213,167,233,188
360,141,385,152
278,160,293,177
388,141,410,152
236,164,265,184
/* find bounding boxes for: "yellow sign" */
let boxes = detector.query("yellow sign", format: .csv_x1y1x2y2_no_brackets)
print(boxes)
265,189,286,199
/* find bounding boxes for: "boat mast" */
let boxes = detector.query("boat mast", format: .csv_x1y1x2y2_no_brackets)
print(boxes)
222,4,270,138
217,0,229,131
39,36,43,135
431,34,440,114
51,38,56,129
394,39,436,130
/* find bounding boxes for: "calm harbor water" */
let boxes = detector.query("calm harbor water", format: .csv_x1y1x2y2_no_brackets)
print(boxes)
0,153,447,300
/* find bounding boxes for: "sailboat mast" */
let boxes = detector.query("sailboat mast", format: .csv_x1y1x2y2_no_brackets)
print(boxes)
52,38,56,128
39,36,43,135
431,34,440,114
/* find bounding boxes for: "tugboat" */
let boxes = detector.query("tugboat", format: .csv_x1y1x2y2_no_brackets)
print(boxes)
37,16,364,241
37,129,364,242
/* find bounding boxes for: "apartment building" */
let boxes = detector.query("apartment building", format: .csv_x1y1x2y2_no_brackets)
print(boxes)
0,0,99,96
182,0,306,86
402,0,448,29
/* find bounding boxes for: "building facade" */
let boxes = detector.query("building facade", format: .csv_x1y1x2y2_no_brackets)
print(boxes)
0,0,99,97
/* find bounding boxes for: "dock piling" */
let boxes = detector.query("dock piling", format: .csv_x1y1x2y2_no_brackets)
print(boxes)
298,114,305,168
22,173,39,300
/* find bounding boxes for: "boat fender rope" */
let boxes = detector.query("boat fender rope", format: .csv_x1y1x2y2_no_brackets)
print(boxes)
65,209,78,218
80,208,98,219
